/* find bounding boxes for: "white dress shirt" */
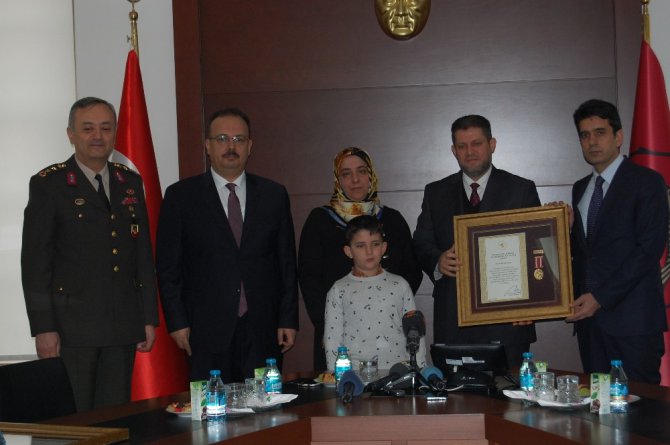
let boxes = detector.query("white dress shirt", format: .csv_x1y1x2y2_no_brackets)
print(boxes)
211,169,247,220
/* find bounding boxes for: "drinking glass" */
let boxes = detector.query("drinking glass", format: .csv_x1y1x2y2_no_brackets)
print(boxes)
533,371,555,402
556,374,581,404
357,356,379,382
225,383,247,409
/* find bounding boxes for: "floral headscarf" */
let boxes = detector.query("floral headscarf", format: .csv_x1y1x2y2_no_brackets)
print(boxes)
327,147,382,223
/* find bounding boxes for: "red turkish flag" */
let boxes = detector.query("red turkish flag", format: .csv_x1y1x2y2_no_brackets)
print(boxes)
629,40,670,386
114,50,189,399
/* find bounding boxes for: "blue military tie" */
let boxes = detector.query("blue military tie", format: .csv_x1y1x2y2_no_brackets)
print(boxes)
586,175,604,242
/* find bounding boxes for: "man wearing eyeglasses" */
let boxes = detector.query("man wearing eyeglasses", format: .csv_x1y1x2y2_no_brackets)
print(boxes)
156,108,299,382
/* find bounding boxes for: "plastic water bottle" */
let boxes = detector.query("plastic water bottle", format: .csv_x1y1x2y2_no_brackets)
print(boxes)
519,352,537,392
264,358,282,394
206,369,226,421
334,346,352,384
610,359,629,413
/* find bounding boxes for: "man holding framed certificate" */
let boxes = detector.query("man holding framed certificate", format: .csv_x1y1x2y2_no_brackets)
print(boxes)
413,115,541,367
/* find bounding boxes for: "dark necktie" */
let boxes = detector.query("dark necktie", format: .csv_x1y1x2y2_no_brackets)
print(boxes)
586,175,604,241
226,183,247,316
95,174,110,211
470,183,481,207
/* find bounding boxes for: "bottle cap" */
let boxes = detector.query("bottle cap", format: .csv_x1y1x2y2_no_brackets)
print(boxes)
210,369,221,376
611,359,622,366
522,352,533,359
338,346,348,354
266,358,277,366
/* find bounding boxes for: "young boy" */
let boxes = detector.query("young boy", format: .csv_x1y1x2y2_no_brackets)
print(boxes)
324,215,427,370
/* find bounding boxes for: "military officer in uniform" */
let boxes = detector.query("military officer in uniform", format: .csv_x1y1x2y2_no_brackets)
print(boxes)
21,97,158,411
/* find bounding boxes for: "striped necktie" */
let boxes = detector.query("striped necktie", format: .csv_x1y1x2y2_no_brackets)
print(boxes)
586,175,604,241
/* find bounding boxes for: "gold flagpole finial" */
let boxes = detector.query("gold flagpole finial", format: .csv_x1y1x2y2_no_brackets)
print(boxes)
641,0,650,43
127,0,140,56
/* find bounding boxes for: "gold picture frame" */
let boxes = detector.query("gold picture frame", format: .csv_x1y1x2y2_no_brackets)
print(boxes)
454,205,573,326
0,422,129,445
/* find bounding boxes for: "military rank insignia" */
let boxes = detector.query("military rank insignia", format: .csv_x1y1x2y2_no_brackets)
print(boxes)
114,170,126,184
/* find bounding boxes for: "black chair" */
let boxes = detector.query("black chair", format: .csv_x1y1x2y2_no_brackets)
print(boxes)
0,357,77,422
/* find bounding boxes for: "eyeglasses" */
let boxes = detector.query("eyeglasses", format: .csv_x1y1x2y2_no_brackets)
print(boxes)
208,134,249,145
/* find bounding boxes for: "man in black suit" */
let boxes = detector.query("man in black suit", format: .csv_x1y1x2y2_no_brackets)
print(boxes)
21,97,158,411
567,99,667,383
156,108,298,382
413,115,540,367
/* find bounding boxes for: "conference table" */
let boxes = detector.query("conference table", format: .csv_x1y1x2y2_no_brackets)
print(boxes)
36,372,670,444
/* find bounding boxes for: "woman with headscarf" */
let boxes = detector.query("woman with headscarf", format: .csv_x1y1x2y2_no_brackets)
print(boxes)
298,147,423,372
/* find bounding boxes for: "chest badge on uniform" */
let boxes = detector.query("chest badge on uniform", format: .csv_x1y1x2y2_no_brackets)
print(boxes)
130,223,139,238
126,188,135,195
74,198,86,206
66,172,77,186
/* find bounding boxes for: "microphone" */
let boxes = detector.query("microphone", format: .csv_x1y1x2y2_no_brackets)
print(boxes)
402,310,426,356
420,366,447,392
337,370,364,404
364,362,410,392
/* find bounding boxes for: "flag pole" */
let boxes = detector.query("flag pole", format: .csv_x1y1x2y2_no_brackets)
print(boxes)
116,0,190,399
127,0,140,56
630,0,670,386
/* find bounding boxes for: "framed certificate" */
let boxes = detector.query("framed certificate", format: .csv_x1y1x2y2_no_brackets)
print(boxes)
454,205,573,326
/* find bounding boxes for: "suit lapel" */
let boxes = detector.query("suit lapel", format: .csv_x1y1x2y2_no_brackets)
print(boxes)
479,167,502,213
592,159,629,240
572,176,589,248
439,173,463,216
242,174,259,247
438,174,463,243
108,164,128,213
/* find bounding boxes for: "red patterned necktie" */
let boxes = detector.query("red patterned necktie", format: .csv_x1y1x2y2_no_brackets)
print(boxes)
226,183,247,316
470,183,481,207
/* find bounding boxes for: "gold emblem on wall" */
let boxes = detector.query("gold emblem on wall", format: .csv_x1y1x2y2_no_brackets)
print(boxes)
375,0,431,40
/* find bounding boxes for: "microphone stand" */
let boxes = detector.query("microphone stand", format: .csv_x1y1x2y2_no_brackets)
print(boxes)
387,335,431,396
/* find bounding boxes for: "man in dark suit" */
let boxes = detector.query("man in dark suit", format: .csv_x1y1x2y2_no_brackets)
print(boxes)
566,99,667,383
156,108,299,382
21,97,158,411
413,115,540,367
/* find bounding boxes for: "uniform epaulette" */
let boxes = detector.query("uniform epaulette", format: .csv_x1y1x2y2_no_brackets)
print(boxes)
112,162,139,175
37,163,67,177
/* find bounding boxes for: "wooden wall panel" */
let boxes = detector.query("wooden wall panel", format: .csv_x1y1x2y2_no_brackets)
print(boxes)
173,0,641,374
172,0,206,178
199,0,616,92
204,78,616,194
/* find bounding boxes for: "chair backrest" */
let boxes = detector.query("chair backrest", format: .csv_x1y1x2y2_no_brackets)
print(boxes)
0,357,77,422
